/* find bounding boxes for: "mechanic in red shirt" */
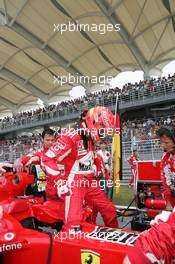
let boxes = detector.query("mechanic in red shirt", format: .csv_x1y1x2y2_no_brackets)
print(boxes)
42,107,118,231
97,139,112,196
156,126,175,210
127,150,139,187
123,126,175,264
14,129,56,195
18,128,56,166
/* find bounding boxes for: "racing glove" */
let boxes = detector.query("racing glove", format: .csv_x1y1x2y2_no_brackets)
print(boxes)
150,209,174,225
13,158,23,172
56,179,71,198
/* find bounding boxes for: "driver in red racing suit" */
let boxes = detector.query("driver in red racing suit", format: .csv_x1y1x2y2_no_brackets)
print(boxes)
85,151,111,224
42,107,118,230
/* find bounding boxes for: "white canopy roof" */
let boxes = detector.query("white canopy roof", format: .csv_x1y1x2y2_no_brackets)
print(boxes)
0,0,175,112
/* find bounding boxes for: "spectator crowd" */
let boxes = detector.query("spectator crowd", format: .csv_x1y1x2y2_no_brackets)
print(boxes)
0,73,175,161
0,134,42,162
0,114,175,162
122,115,175,151
0,73,174,130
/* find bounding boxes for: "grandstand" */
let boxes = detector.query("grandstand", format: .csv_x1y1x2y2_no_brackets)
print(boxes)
0,0,175,185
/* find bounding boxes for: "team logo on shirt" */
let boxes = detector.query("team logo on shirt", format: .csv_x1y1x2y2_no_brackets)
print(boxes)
53,141,66,152
79,161,92,171
77,140,87,155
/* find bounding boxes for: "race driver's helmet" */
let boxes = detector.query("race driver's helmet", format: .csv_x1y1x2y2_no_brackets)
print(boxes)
80,106,115,142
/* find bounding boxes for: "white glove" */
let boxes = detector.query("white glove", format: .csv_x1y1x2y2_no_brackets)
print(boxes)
13,158,23,171
26,156,39,166
14,158,22,166
150,210,172,226
56,179,71,198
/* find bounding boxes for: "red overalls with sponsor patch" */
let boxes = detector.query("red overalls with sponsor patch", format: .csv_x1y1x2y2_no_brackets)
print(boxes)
127,153,138,186
42,128,118,229
20,146,48,166
161,152,175,207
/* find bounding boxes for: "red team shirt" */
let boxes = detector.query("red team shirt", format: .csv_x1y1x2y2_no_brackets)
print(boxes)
161,152,175,207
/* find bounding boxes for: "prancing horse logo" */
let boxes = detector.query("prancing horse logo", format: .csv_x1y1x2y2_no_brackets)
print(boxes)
85,254,93,264
81,250,100,264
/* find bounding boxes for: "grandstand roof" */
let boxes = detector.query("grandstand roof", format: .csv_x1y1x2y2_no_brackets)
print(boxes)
0,0,175,113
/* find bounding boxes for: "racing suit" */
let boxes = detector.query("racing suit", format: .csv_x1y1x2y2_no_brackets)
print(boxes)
20,146,49,194
97,149,112,198
97,149,111,172
20,146,48,166
42,129,118,229
127,208,175,264
127,153,138,186
161,152,175,207
85,152,111,224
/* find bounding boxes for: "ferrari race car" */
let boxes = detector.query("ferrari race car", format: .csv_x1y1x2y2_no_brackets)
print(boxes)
0,211,139,264
0,166,139,264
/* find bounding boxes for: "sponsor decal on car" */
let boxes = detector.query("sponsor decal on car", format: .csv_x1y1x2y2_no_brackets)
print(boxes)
0,242,22,252
4,232,15,241
87,227,139,246
81,249,100,264
53,141,66,152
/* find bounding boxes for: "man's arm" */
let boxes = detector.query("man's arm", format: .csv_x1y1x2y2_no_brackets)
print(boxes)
16,149,41,167
161,161,175,208
127,155,133,165
124,209,175,264
42,136,74,198
42,136,73,178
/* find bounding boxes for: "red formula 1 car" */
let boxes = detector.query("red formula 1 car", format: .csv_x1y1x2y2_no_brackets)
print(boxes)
0,166,140,264
0,211,139,264
0,166,64,229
